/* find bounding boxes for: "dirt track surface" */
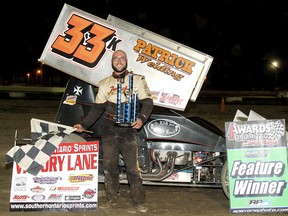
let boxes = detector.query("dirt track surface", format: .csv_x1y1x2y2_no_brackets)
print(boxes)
1,99,287,216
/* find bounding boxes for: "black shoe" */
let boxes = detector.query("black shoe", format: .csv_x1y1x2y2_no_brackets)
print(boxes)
99,197,117,208
135,202,148,213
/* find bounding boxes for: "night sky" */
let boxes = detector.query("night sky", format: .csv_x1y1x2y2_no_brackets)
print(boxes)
2,0,288,90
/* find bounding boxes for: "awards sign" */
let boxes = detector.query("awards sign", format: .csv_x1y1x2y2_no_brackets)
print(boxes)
9,141,99,212
225,118,288,214
39,4,213,111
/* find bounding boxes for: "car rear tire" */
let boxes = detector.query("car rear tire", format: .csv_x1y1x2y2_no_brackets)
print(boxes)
221,160,229,199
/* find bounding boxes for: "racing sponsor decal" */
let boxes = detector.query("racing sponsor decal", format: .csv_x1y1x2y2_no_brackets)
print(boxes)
15,176,27,187
12,195,29,201
82,188,96,199
63,85,84,105
159,92,184,105
31,194,46,201
48,194,62,201
68,174,94,183
49,186,57,191
56,186,80,192
15,181,26,187
33,176,62,184
65,195,82,201
244,150,269,158
134,39,192,81
63,95,77,105
30,186,45,193
148,119,180,137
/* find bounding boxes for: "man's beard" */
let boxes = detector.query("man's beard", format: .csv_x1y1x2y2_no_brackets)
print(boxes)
112,64,127,73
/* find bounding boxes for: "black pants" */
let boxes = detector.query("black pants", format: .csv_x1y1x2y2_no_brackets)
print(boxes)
101,119,145,203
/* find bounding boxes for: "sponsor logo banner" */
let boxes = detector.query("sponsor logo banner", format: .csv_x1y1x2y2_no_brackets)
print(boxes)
9,141,99,212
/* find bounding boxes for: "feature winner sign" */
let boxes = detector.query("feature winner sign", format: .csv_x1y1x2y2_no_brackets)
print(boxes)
39,4,213,111
9,141,99,212
225,118,288,214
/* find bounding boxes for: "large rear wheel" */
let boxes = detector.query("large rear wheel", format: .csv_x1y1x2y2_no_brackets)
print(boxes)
221,160,229,199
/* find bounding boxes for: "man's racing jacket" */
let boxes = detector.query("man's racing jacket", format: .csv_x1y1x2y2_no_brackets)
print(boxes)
81,71,153,129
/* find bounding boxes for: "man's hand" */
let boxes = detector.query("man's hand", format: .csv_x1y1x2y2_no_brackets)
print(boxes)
131,118,143,129
73,124,84,133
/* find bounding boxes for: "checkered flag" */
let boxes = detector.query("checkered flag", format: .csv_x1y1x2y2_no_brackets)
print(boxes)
5,118,76,176
267,120,285,140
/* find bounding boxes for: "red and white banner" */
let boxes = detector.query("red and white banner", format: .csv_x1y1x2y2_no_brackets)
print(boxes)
9,141,99,212
40,4,213,111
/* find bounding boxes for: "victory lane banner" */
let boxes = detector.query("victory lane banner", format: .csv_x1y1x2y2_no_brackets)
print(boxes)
225,119,288,214
39,3,213,111
9,141,99,212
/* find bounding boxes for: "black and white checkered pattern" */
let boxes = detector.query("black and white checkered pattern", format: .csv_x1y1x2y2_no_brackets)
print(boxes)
5,118,75,176
268,120,285,140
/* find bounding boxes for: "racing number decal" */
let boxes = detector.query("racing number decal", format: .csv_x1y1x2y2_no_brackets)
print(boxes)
52,15,92,55
51,14,116,68
74,22,114,64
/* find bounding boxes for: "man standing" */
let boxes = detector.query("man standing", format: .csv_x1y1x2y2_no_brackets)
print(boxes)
73,50,153,213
